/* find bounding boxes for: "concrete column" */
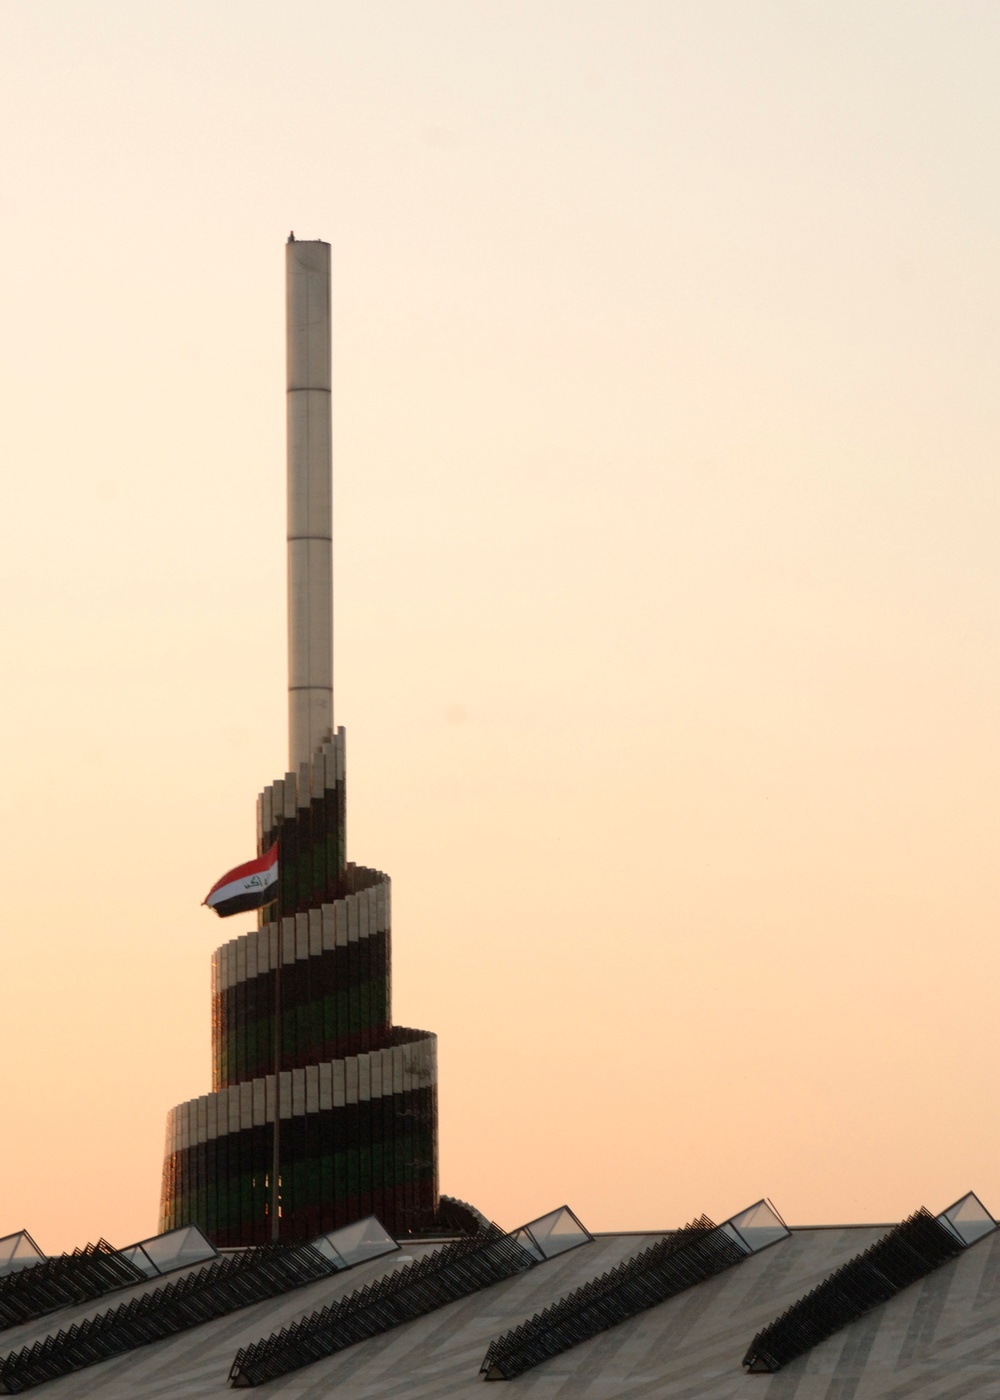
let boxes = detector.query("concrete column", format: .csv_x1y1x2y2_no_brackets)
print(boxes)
286,238,333,771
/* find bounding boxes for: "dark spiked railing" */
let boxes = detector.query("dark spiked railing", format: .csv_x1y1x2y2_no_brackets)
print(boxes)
742,1209,964,1373
0,1240,338,1394
229,1225,536,1387
0,1242,145,1333
481,1216,749,1381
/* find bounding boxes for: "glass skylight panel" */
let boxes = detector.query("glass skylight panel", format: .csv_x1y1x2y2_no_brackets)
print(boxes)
512,1227,544,1262
937,1191,997,1247
118,1246,160,1279
307,1237,346,1268
728,1200,791,1253
0,1231,45,1277
309,1216,398,1269
716,1223,751,1255
123,1224,218,1277
520,1206,592,1259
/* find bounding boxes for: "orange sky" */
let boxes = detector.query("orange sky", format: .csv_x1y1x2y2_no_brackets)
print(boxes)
3,0,1000,1253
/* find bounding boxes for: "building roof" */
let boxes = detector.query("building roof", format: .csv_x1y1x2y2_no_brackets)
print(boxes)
1,1213,999,1397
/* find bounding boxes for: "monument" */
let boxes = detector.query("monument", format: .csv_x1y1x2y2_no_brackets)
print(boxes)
158,239,440,1244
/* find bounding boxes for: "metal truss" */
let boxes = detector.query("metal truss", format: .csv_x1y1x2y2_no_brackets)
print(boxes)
228,1224,537,1387
0,1239,337,1394
742,1208,965,1373
0,1241,145,1332
480,1215,748,1380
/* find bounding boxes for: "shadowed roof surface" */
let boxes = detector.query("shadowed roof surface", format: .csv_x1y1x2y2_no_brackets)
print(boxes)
3,1224,1000,1398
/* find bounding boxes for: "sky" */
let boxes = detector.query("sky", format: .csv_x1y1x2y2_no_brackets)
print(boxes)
2,0,1000,1253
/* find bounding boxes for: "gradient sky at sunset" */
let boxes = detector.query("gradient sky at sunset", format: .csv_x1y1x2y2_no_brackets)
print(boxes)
3,1,1000,1253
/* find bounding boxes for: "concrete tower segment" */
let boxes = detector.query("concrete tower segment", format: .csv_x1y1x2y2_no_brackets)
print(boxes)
286,238,333,772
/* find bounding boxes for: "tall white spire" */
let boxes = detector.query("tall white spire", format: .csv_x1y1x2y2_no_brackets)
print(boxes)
285,237,333,770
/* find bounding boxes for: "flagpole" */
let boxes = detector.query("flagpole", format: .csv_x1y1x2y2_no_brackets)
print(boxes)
270,891,282,1241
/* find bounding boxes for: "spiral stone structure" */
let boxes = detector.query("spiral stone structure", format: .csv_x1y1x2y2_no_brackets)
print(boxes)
158,239,440,1244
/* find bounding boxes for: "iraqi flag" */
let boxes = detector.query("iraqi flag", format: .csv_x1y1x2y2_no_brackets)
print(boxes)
204,844,278,918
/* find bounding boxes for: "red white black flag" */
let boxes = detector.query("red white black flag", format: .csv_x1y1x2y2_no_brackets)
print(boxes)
203,844,278,918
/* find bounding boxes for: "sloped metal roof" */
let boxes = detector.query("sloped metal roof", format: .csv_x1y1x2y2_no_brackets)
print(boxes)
2,1223,999,1397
